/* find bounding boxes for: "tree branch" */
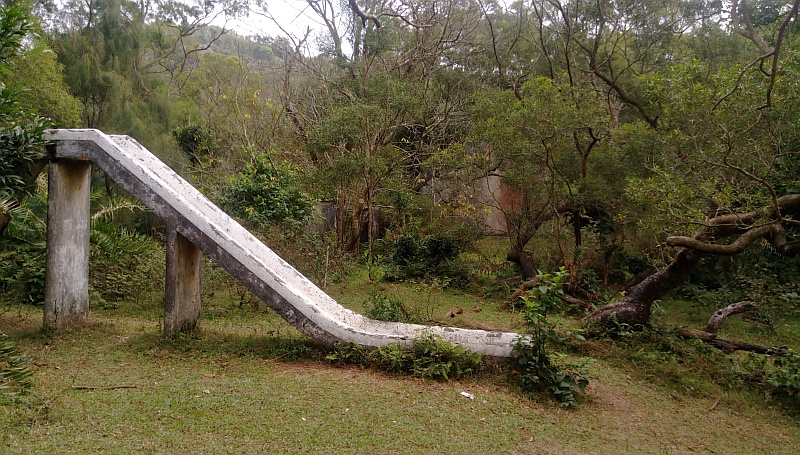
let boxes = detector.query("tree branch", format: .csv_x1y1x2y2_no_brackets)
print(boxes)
675,301,780,354
72,385,138,390
704,301,758,334
347,0,381,28
667,224,772,255
760,0,800,109
731,0,774,54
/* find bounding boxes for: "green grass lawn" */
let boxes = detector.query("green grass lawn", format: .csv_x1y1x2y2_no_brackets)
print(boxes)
2,261,800,454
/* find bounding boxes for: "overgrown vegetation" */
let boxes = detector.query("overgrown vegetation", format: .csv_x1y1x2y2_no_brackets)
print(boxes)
326,331,482,381
765,351,800,407
364,292,416,323
383,232,471,286
511,269,593,407
0,3,50,236
0,189,163,306
220,151,315,230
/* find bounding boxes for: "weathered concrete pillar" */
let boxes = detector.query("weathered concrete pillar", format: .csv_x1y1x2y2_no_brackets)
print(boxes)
44,159,91,329
164,228,202,337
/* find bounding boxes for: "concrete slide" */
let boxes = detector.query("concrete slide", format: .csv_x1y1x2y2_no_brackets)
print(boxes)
46,129,520,357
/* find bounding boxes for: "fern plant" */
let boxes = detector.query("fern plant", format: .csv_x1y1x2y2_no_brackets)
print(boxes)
0,191,48,304
88,195,161,306
0,331,32,404
1,188,161,306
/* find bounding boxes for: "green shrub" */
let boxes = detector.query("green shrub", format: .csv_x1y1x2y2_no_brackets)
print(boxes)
422,233,461,265
325,342,370,366
371,342,410,374
220,152,315,230
512,268,593,407
0,194,47,304
326,332,482,381
410,332,482,380
0,241,46,304
765,350,800,405
1,192,163,307
365,292,412,322
391,233,421,266
172,124,218,164
386,232,471,286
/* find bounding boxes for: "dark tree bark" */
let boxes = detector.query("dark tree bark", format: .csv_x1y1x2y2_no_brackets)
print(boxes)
507,250,537,280
585,248,703,326
623,265,657,291
0,212,9,237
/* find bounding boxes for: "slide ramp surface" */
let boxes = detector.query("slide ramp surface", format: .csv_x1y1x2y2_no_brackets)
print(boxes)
46,129,520,357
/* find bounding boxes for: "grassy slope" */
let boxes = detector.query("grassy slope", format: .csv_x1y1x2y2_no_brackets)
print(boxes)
2,257,799,454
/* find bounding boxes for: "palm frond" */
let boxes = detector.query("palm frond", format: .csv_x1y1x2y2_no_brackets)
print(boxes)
91,199,146,223
0,194,47,243
90,219,157,258
0,331,32,404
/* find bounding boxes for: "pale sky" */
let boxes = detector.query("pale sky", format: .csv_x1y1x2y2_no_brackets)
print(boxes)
222,0,326,39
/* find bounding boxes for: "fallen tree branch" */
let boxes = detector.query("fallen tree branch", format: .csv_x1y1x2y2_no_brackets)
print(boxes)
510,278,539,300
705,301,758,334
675,301,780,354
675,326,774,354
558,293,592,309
71,385,138,390
710,395,722,411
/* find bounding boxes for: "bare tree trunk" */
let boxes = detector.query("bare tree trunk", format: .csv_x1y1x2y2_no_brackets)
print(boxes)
507,250,537,280
585,248,703,326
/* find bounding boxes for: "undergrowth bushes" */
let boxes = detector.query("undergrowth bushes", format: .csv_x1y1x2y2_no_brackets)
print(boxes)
382,232,472,286
326,332,482,381
733,349,800,410
511,268,594,407
764,350,800,406
0,189,164,307
679,247,800,326
589,317,800,412
344,269,594,407
364,292,416,323
89,219,163,308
